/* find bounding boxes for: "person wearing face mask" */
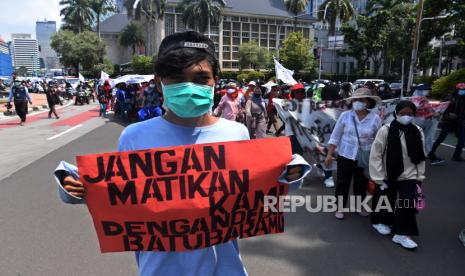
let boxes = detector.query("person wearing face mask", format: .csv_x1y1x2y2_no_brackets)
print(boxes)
140,79,162,120
428,83,465,163
213,82,243,122
325,88,382,220
52,31,311,276
245,87,268,139
8,79,32,126
369,100,426,250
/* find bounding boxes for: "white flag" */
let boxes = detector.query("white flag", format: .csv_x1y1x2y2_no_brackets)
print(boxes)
78,73,85,82
274,59,297,85
100,71,110,81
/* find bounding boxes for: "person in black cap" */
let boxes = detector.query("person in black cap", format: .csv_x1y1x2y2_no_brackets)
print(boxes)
53,31,310,276
8,79,32,126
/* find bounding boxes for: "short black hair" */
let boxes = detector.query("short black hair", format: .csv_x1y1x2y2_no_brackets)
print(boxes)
155,31,219,78
395,100,417,114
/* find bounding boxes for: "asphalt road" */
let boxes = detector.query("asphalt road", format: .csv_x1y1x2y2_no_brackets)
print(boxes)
0,111,464,276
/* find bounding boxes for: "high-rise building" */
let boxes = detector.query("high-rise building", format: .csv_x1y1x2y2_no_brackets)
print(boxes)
36,20,60,69
0,36,13,76
11,33,40,75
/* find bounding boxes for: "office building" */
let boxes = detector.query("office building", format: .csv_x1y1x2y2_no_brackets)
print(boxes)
100,0,316,71
36,20,60,69
11,33,40,75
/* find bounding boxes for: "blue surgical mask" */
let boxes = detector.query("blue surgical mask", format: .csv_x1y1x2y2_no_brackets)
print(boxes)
458,90,465,96
352,101,366,111
162,82,214,118
397,115,414,125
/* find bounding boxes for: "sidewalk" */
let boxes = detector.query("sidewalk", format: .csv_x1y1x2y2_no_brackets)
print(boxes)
0,93,51,115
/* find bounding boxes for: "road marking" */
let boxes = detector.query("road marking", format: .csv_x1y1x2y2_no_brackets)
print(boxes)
441,143,465,152
0,100,74,121
47,124,83,140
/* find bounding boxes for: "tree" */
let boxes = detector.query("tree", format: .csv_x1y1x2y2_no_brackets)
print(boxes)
317,0,355,35
90,0,115,37
238,41,273,71
16,66,28,76
124,0,165,55
177,0,226,33
132,55,154,74
284,0,309,30
92,58,114,77
60,0,94,33
51,30,106,73
279,32,316,73
119,22,146,55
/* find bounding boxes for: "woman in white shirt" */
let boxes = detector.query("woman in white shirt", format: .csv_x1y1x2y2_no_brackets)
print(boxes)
369,100,426,250
325,88,382,220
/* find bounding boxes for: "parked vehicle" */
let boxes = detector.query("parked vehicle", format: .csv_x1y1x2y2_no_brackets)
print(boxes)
352,79,385,90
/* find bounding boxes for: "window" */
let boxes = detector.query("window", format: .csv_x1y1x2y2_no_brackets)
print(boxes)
252,24,259,32
269,34,276,39
232,52,239,60
349,62,354,73
240,17,249,22
223,61,231,68
232,62,239,69
251,32,259,39
232,16,239,21
223,46,230,51
223,52,230,60
268,19,275,24
223,22,231,29
242,38,249,43
223,36,230,44
232,46,239,52
242,23,250,31
259,18,266,23
343,63,347,74
223,31,230,36
269,40,276,47
260,39,268,47
260,25,268,32
233,31,240,37
242,32,250,38
250,18,257,23
233,22,240,31
233,38,240,45
269,25,277,33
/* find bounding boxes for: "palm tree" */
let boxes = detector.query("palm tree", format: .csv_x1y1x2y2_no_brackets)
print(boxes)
120,22,146,55
177,0,226,34
284,0,309,30
89,0,115,37
318,0,355,35
366,0,403,14
123,0,166,55
60,0,95,33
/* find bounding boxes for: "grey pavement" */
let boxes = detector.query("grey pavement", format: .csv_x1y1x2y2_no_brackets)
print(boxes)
0,116,464,275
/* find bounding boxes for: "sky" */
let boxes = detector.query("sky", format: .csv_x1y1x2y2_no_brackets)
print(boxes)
0,0,62,41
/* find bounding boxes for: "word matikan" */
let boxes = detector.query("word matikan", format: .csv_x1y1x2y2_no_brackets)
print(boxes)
82,145,250,205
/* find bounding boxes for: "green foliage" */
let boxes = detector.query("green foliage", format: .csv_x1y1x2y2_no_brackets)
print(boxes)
318,0,355,35
60,0,95,33
120,22,146,55
51,30,106,72
92,58,114,77
219,71,238,80
16,66,28,76
414,75,439,85
432,68,465,98
284,0,309,29
238,41,273,71
132,55,154,74
236,73,249,82
177,0,226,33
279,32,316,74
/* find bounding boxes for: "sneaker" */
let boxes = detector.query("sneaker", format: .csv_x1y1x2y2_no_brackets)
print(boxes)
452,156,465,162
324,177,335,188
335,212,344,220
372,224,391,235
266,130,272,135
392,235,418,249
430,157,445,166
20,122,24,126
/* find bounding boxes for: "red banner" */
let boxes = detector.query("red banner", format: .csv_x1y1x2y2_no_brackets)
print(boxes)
77,137,292,253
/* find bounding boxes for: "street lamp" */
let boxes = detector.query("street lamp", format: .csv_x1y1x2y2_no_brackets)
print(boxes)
406,2,449,93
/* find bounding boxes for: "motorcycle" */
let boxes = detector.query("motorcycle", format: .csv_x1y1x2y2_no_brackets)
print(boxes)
75,90,89,105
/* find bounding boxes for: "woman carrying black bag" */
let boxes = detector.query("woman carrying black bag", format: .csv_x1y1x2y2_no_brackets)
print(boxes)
325,88,382,220
369,100,426,250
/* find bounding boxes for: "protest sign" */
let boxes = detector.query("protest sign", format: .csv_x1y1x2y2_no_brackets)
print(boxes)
77,138,292,253
273,96,449,153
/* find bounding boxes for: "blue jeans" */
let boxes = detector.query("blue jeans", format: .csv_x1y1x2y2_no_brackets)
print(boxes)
99,103,107,117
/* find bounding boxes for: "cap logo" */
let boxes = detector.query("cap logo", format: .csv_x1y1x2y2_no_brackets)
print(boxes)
183,42,209,49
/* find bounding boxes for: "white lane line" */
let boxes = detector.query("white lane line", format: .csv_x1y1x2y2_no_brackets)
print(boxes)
441,143,465,152
47,124,83,140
